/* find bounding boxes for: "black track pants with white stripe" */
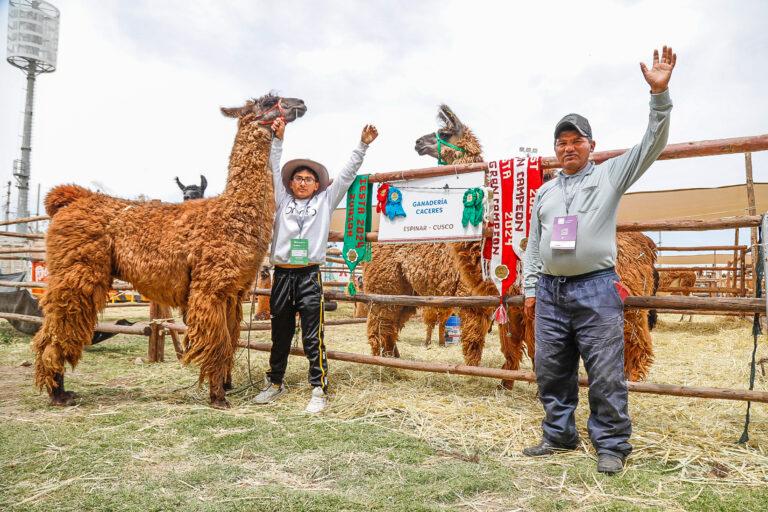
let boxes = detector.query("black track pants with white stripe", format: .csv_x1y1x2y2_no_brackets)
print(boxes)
267,265,328,392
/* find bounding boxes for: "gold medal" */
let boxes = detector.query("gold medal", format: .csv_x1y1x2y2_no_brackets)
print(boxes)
347,248,359,263
494,264,509,280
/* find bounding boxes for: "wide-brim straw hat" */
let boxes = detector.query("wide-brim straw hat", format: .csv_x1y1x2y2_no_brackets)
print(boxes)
281,159,330,193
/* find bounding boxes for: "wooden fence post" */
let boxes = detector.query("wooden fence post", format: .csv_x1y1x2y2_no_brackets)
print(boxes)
160,303,184,360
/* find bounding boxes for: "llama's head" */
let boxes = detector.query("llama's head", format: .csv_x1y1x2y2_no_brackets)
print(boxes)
175,175,208,201
414,105,482,164
220,93,307,131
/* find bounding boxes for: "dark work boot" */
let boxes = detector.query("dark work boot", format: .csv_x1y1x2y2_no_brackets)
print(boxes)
522,439,578,457
597,453,625,475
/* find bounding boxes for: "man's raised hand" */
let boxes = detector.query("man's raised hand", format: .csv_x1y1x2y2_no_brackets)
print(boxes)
640,45,676,94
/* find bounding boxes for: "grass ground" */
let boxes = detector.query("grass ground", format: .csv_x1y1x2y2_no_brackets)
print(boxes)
0,304,766,511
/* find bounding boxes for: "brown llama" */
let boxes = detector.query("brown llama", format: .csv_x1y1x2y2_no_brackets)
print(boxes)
364,242,461,358
658,269,697,322
364,105,529,389
413,105,533,380
254,266,272,320
33,93,306,409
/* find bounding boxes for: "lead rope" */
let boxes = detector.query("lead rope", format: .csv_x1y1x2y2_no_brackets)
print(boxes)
738,215,764,443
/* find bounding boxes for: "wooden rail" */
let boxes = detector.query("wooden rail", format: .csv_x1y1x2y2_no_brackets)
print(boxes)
0,280,135,291
0,231,45,240
658,245,748,252
658,286,742,294
237,340,768,404
0,312,366,336
329,215,765,242
0,247,45,255
656,266,738,272
252,288,766,314
365,134,768,182
3,280,762,313
0,215,48,227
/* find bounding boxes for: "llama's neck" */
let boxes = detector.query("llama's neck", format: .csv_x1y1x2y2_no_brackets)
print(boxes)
445,129,483,165
223,121,274,203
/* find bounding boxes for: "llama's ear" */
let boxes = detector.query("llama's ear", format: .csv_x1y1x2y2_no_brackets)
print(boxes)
439,104,465,136
175,177,185,191
200,175,207,194
220,106,246,118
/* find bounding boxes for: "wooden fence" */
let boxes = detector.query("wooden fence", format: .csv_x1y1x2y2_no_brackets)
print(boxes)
1,133,767,406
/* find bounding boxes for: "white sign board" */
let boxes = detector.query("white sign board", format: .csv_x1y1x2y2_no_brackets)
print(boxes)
377,171,485,243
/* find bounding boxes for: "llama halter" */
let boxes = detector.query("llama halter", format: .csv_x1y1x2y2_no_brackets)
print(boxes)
436,132,466,165
254,98,287,126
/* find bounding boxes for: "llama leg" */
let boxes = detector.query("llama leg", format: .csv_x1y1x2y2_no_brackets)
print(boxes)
367,305,387,356
367,305,400,357
382,306,400,357
223,293,244,391
459,308,492,366
33,263,110,406
499,308,526,389
622,311,654,381
524,315,536,367
390,306,415,358
438,309,451,347
424,320,434,347
182,290,232,409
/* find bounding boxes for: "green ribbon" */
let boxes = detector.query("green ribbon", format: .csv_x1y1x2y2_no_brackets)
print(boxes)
342,175,373,295
462,187,484,227
436,132,466,165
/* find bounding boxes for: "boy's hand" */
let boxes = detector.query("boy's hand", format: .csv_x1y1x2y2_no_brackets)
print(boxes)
271,118,285,140
361,124,378,145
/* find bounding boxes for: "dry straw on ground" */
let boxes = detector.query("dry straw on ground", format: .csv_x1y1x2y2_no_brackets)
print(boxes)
226,305,768,489
1,304,766,510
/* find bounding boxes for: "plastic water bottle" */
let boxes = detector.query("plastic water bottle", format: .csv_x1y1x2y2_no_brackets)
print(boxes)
444,315,461,346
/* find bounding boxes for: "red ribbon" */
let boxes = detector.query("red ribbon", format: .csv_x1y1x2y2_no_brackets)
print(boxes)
376,183,390,214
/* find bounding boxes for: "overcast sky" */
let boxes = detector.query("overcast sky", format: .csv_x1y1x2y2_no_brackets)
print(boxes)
1,0,766,247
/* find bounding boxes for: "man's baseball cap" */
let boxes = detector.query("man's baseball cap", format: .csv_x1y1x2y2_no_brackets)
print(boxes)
554,113,592,140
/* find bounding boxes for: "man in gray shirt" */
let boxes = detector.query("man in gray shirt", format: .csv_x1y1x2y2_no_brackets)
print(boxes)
522,46,676,474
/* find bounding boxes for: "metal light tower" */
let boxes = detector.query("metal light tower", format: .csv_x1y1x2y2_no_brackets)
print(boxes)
6,0,59,233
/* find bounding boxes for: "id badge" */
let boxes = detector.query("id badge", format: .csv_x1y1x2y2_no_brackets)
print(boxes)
550,215,578,250
289,238,309,265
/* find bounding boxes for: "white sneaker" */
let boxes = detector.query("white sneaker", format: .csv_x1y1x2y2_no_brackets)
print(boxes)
252,382,286,404
304,386,327,414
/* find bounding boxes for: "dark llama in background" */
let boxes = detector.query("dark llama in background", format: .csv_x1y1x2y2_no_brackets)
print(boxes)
175,175,208,201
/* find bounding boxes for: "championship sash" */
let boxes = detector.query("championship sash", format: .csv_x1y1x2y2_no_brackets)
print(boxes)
483,157,543,297
342,175,373,295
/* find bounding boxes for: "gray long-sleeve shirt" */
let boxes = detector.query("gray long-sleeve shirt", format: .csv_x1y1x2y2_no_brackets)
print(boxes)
523,90,673,297
269,138,369,265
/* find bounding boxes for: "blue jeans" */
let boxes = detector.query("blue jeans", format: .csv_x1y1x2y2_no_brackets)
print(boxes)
534,268,632,458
